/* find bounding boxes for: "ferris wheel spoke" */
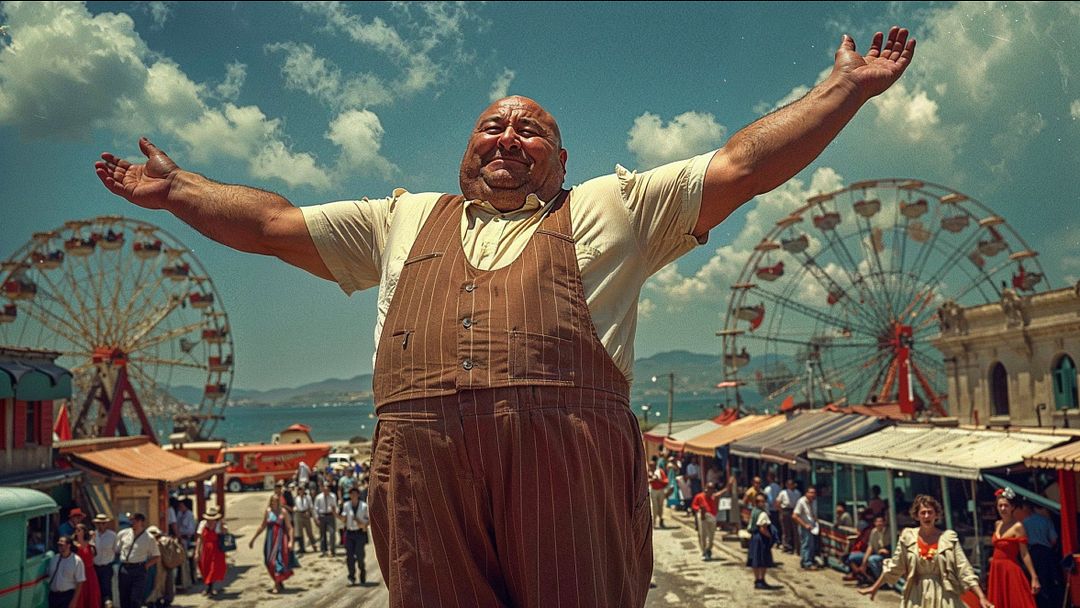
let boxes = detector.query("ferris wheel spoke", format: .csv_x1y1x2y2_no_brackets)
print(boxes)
853,214,897,318
912,223,984,299
822,219,897,323
74,253,108,342
104,242,144,344
114,272,171,342
33,267,98,340
949,257,1017,302
749,285,879,337
792,256,884,333
813,231,894,327
128,319,207,353
125,296,184,346
16,301,93,350
128,355,207,371
735,332,877,350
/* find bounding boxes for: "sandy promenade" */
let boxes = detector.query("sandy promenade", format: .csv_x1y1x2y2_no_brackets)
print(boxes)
160,488,897,607
169,490,387,608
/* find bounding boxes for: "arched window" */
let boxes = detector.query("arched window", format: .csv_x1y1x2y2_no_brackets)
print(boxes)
990,362,1009,417
1053,354,1079,410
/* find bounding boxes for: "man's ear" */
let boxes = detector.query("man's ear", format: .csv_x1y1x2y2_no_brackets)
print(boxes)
559,149,568,173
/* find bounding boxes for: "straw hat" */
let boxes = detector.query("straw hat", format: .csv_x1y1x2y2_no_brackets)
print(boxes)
92,513,113,523
146,526,162,537
203,506,223,520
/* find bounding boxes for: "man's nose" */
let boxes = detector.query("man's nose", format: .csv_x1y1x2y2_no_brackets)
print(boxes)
497,126,521,151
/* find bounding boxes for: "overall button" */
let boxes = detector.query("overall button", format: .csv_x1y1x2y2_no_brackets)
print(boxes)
462,318,473,329
462,359,474,371
464,283,476,293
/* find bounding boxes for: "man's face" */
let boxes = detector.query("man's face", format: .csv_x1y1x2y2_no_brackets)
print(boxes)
806,488,817,501
459,96,567,211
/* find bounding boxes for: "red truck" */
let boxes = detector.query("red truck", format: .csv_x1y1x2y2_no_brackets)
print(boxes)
218,443,331,492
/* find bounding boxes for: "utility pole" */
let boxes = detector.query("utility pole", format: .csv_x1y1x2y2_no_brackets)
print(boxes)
666,372,675,436
652,373,676,435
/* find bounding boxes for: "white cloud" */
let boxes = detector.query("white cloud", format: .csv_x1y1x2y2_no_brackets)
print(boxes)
986,111,1046,178
215,62,246,101
869,82,942,143
645,167,845,307
292,2,483,98
637,297,656,320
489,68,515,102
0,2,377,190
1071,99,1080,120
626,111,726,170
144,1,173,29
325,109,396,179
265,42,393,109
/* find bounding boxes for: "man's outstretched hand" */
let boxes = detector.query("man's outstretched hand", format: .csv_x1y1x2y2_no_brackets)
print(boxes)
832,26,916,101
94,137,180,210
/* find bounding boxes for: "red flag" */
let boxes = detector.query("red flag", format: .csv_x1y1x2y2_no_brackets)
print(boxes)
53,403,72,441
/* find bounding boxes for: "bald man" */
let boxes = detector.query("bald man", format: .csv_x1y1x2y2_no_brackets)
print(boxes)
96,27,914,608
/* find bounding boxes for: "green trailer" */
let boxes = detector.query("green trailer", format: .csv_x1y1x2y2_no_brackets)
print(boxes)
0,488,58,608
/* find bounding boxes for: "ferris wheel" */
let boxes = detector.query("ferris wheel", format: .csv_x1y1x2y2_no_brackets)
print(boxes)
1,216,233,441
718,179,1049,416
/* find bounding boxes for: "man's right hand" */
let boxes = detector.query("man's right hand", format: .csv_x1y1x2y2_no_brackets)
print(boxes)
94,137,180,210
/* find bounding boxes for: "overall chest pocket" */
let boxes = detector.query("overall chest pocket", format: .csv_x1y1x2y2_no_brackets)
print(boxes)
508,331,575,384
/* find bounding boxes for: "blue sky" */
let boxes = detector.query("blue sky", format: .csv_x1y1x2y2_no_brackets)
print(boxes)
1,2,1078,392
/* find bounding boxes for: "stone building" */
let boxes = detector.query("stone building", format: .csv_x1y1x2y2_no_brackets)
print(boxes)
932,283,1080,427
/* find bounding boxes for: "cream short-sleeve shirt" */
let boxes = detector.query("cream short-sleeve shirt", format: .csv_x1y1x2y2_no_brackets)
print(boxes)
302,151,715,382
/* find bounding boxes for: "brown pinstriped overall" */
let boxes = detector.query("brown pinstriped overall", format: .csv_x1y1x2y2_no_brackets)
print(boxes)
369,192,652,607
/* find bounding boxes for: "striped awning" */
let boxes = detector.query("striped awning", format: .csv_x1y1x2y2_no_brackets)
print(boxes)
1024,440,1080,471
67,441,226,484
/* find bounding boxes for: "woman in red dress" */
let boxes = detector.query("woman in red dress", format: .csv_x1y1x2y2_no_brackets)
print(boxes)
72,524,101,608
987,488,1040,608
195,506,228,597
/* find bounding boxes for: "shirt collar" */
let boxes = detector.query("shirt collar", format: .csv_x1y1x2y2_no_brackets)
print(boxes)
465,192,549,216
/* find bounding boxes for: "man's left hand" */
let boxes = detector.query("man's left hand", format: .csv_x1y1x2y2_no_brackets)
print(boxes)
831,26,916,101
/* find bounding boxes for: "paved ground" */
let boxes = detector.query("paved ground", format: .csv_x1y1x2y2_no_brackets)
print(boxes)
646,509,900,608
163,492,899,607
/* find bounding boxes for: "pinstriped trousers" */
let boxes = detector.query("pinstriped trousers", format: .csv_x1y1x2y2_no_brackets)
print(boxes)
369,386,652,608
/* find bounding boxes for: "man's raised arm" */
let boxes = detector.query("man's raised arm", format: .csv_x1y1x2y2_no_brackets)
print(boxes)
694,26,916,237
94,137,333,280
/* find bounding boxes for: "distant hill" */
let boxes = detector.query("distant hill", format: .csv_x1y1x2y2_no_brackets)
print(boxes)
169,349,796,409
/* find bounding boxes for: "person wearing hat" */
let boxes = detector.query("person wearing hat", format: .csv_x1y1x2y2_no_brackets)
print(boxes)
91,514,117,607
59,507,86,539
195,506,228,597
115,513,160,608
144,526,178,608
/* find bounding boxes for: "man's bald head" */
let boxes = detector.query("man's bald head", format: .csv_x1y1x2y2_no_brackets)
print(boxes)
459,95,567,212
478,96,562,149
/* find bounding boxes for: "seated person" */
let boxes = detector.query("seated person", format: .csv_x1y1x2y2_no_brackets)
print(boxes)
844,515,890,585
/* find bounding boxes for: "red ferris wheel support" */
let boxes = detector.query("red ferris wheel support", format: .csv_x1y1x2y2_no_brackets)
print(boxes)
70,346,158,443
873,323,947,417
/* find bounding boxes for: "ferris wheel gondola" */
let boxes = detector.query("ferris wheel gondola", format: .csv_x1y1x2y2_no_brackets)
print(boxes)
1,216,234,442
718,179,1050,417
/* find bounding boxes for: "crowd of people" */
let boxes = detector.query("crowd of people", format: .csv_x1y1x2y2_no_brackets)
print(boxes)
44,454,369,608
46,505,227,608
649,453,1066,607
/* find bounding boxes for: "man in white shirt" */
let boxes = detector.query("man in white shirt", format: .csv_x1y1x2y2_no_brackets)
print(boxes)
91,514,117,607
116,513,160,608
293,486,318,554
792,486,820,570
314,484,338,557
297,461,311,491
47,535,85,608
762,471,781,530
339,487,370,585
776,478,802,553
96,25,917,606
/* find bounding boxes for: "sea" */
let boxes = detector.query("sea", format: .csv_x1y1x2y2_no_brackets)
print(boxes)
171,396,736,444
